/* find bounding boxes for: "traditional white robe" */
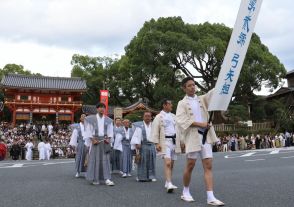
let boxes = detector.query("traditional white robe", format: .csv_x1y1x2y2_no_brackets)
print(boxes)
25,142,34,160
44,143,52,160
38,142,46,160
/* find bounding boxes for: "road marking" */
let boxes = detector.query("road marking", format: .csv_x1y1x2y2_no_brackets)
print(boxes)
245,159,265,162
11,164,24,167
269,150,279,154
281,156,294,159
240,152,256,157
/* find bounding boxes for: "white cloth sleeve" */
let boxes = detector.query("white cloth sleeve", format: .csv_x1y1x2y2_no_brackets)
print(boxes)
131,127,142,145
83,120,94,147
69,129,78,147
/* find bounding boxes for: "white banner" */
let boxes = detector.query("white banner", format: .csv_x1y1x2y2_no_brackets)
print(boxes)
208,0,263,111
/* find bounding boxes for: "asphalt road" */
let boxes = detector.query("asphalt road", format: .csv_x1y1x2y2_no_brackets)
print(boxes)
1,147,294,207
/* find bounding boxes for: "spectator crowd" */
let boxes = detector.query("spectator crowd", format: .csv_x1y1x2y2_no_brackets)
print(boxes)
0,121,74,160
213,132,294,152
1,121,294,160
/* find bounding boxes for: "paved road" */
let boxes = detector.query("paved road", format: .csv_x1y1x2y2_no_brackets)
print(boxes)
1,147,294,207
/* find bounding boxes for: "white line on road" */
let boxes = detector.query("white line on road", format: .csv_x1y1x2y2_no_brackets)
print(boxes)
269,150,280,154
43,161,74,165
11,164,24,167
240,152,256,157
245,159,265,162
281,156,294,159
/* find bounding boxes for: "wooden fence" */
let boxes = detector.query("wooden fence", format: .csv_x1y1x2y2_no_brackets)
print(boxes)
213,122,273,132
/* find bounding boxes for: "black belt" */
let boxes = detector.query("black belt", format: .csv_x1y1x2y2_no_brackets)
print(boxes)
165,135,176,144
198,130,208,144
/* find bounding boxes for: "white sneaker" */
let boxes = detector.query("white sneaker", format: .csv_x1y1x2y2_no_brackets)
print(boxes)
92,181,100,185
75,172,79,178
181,195,195,202
127,173,132,177
151,178,157,182
122,173,127,178
170,184,178,189
207,199,225,206
105,179,115,186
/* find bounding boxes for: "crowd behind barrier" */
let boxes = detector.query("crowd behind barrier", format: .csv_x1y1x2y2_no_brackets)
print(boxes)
0,121,75,160
1,121,294,160
213,132,294,152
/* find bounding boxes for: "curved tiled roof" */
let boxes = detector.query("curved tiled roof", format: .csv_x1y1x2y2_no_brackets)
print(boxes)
1,74,87,91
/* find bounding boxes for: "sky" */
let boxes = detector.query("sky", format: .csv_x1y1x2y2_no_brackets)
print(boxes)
0,0,293,90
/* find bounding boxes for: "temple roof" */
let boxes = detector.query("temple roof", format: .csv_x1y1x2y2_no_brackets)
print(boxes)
123,98,159,114
266,87,294,99
82,99,159,115
0,74,87,91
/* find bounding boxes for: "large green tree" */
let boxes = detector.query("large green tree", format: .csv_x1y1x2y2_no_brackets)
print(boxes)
71,54,112,105
125,17,286,106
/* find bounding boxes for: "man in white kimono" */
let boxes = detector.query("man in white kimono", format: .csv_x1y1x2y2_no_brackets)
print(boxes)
121,119,134,177
83,102,114,186
112,118,123,174
131,111,156,182
44,140,52,160
69,114,87,177
38,140,46,160
151,99,181,193
25,139,34,161
176,77,224,206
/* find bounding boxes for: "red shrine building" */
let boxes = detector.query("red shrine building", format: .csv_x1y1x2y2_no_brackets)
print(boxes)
0,74,87,125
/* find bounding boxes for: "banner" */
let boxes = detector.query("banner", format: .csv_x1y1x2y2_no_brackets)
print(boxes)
100,90,109,116
208,0,263,111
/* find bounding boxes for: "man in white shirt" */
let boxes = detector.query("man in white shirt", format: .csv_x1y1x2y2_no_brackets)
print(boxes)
25,139,34,160
83,102,114,186
176,77,224,206
69,114,87,177
152,99,180,193
112,118,123,174
131,111,156,182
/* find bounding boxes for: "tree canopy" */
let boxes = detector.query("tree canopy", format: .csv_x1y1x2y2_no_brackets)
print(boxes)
70,17,286,120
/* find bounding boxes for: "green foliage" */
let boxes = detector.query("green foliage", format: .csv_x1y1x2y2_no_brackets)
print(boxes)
264,98,294,132
70,17,286,122
227,104,249,123
123,111,145,123
125,17,286,105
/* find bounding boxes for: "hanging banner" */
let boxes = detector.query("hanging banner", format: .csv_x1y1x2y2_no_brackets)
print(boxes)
208,0,263,111
100,90,109,116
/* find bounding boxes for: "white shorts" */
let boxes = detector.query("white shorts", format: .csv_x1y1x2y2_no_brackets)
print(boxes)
162,139,177,161
187,143,213,160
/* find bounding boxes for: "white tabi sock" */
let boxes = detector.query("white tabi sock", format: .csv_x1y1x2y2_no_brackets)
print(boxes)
207,191,217,202
183,186,191,196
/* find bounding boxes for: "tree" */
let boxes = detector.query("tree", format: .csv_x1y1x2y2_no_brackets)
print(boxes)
71,54,110,105
124,17,286,107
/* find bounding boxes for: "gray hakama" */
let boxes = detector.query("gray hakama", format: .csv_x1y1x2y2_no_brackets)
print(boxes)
84,115,113,182
111,149,122,172
86,137,111,181
75,131,87,173
121,127,134,174
122,140,132,174
137,142,156,181
132,122,156,181
69,124,87,173
111,127,124,172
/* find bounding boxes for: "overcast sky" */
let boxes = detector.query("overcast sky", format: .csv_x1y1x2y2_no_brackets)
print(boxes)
0,0,293,80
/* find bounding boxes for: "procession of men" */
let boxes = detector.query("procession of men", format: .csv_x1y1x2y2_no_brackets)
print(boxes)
69,77,225,206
